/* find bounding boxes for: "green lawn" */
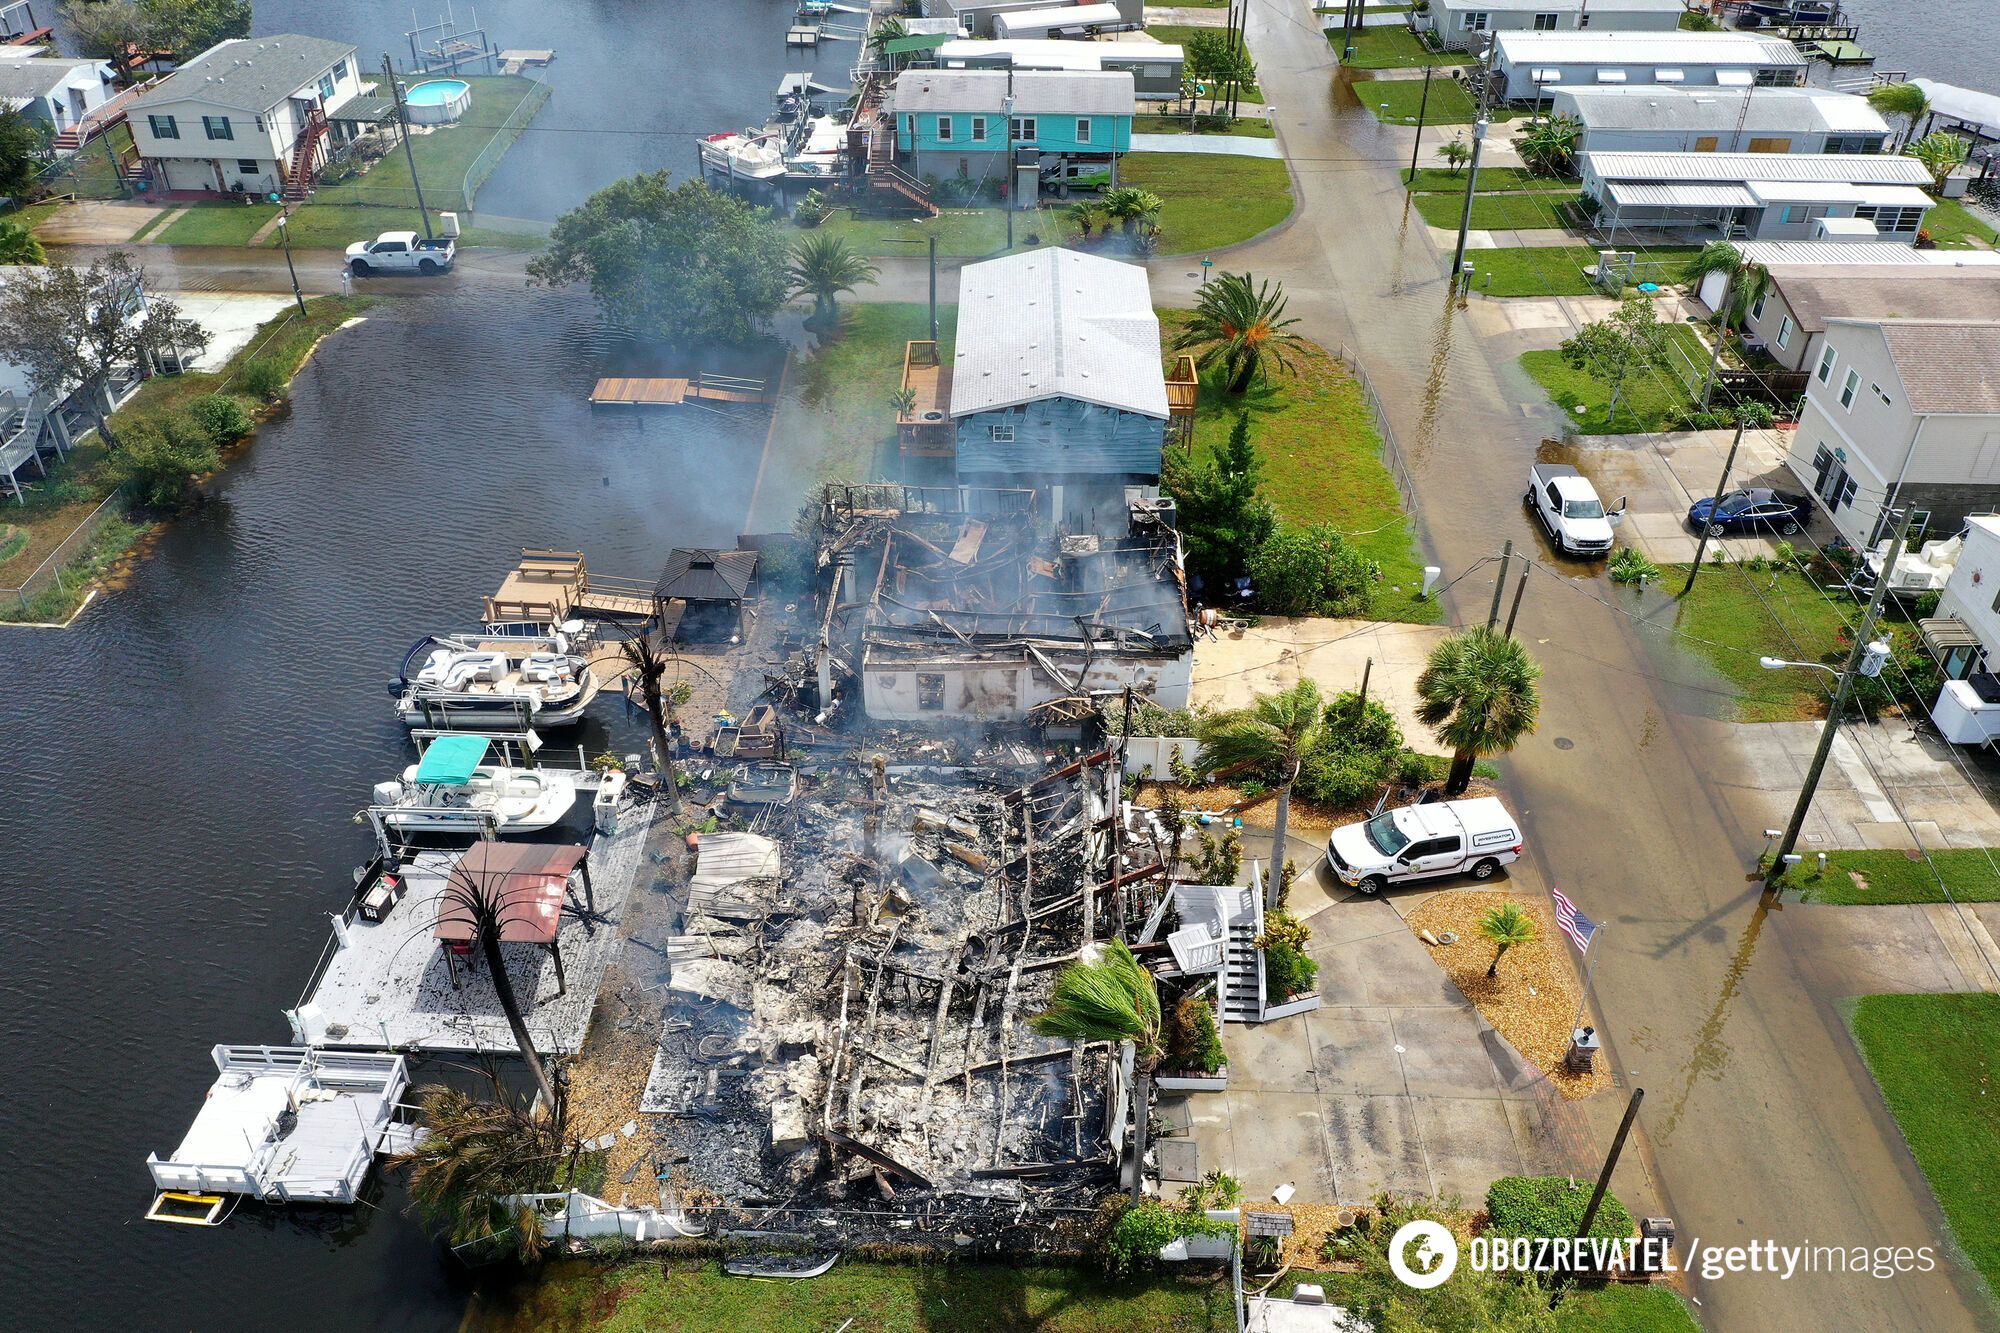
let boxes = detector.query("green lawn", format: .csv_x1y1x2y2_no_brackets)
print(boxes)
1133,113,1277,139
790,301,961,485
1403,166,1577,192
1787,847,2000,904
1851,994,2000,1297
1555,1283,1702,1332
1463,244,1700,297
1655,563,1852,722
1330,25,1477,68
1120,153,1294,254
815,207,1013,258
1518,324,1707,434
154,201,275,247
1166,312,1436,622
1414,188,1576,231
470,1258,1234,1332
1925,196,1999,250
1362,74,1480,125
311,74,539,210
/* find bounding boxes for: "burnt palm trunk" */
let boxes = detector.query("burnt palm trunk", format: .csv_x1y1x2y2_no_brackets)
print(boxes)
640,673,684,816
480,923,558,1111
1128,1050,1153,1202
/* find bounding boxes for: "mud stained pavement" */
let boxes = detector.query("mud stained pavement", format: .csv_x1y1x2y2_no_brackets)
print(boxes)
1198,2,1993,1327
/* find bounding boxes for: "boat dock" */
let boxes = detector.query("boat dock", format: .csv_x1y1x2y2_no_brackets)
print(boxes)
497,47,555,74
484,548,656,622
590,372,775,409
288,798,658,1055
146,1046,409,1219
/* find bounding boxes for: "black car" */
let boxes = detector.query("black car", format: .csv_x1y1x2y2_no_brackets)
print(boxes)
1686,488,1813,536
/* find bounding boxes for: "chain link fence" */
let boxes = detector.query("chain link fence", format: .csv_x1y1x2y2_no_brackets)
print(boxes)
25,131,132,202
1,485,131,621
1337,344,1419,517
463,70,551,213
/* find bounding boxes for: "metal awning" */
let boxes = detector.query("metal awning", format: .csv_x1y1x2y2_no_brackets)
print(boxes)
1655,68,1685,82
328,94,396,123
414,735,490,784
882,32,950,56
437,843,588,945
1606,181,1758,208
1596,69,1628,83
1716,70,1754,86
1531,68,1562,83
1920,616,1982,657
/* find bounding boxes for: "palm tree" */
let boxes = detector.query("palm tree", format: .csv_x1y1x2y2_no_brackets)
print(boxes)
1032,941,1161,1200
887,385,917,418
1867,82,1929,149
398,1085,573,1261
867,15,909,70
1101,186,1163,239
1515,113,1583,177
1479,901,1537,979
1196,679,1325,907
1906,131,1971,193
0,220,43,266
620,633,684,817
1435,137,1471,175
787,232,878,326
1170,272,1308,394
1682,241,1770,410
1414,626,1541,797
438,858,561,1110
1066,198,1098,239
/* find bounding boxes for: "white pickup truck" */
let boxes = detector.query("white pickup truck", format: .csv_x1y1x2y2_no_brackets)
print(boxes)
345,231,455,276
1525,462,1624,558
1326,797,1523,895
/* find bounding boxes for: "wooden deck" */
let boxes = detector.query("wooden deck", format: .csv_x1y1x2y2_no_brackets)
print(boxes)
898,341,954,458
590,373,775,408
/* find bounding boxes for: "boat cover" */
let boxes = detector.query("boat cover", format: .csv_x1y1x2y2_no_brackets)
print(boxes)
415,735,491,785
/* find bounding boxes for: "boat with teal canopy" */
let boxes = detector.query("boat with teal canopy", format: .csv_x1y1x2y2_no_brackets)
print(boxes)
413,735,492,785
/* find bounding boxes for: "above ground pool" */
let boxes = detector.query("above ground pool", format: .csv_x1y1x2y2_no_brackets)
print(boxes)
405,78,471,125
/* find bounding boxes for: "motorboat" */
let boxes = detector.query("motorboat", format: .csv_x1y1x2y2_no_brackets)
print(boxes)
391,627,599,728
371,736,578,835
698,130,787,181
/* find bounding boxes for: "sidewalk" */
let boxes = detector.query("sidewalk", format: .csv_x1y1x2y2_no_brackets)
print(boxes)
1131,133,1283,158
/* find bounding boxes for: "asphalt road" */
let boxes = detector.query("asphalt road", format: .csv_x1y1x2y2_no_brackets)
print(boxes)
46,17,1987,1322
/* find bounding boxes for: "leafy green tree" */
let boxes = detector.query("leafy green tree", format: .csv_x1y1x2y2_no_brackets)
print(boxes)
0,250,208,448
0,106,46,199
529,173,791,347
1033,940,1161,1200
1557,292,1667,426
1415,626,1542,796
1479,901,1536,978
61,0,250,61
1867,82,1929,149
1515,113,1583,176
1681,242,1770,409
1906,131,1970,192
786,231,876,324
1295,689,1404,807
867,15,909,69
1435,136,1471,174
1248,522,1377,618
1170,271,1307,393
1162,411,1276,592
1197,679,1326,906
1185,29,1256,89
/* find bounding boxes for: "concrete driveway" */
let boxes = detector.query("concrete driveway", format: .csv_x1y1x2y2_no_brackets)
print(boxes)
1189,617,1452,754
1562,426,1823,565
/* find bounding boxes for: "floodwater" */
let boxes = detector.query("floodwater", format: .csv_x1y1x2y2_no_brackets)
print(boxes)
1837,0,1993,91
0,293,773,1327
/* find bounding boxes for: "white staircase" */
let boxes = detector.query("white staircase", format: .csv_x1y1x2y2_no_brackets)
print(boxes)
1219,884,1263,1024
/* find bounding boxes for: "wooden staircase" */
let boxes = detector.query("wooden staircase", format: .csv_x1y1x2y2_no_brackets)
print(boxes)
282,105,328,201
862,116,936,217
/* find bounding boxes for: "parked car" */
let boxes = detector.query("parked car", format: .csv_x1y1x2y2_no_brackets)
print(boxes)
1325,797,1523,895
345,231,455,275
1525,462,1623,557
1686,487,1811,537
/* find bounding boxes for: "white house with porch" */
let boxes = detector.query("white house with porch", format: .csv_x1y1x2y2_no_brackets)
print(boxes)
1579,149,1935,240
1416,0,1684,53
1552,85,1891,155
127,35,369,200
0,47,114,136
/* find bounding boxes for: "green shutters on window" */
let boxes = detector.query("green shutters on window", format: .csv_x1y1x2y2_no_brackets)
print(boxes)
202,115,232,140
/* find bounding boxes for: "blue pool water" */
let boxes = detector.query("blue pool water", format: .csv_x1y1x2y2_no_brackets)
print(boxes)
406,78,470,106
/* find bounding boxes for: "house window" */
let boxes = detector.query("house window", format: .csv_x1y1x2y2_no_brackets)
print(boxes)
1461,11,1489,31
1871,382,1892,406
969,115,988,142
1815,346,1837,383
1856,204,1922,233
332,57,349,81
147,113,178,139
1578,13,1592,25
235,159,259,175
318,71,336,100
1011,115,1036,142
1533,12,1560,29
1693,135,1719,152
1775,316,1793,350
1076,117,1091,144
936,115,954,142
915,673,945,710
1750,291,1768,320
202,115,232,140
1840,368,1859,409
989,423,1015,443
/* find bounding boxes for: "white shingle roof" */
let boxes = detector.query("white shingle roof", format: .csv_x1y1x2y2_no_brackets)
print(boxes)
1583,150,1932,184
1555,86,1887,135
951,248,1167,419
1495,32,1806,67
890,68,1134,116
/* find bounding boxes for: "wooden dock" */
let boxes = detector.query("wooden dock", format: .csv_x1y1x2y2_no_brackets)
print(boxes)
590,372,775,409
485,548,656,622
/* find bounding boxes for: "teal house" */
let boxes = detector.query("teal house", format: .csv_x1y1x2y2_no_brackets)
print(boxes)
890,68,1134,189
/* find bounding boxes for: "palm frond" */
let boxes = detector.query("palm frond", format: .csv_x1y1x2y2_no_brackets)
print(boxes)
1032,940,1161,1059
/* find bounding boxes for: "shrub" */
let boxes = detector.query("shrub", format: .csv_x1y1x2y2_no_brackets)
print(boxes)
1736,400,1775,429
1164,993,1227,1073
1294,689,1404,807
1608,547,1658,585
1181,1170,1242,1211
1258,910,1319,1000
1187,828,1242,886
1103,1199,1233,1271
1485,1175,1634,1243
237,358,291,402
791,188,829,227
186,393,254,443
1915,590,1941,617
117,413,220,508
1398,749,1445,787
1250,523,1378,617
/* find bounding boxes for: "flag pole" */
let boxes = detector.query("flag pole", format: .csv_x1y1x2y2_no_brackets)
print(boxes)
1567,919,1605,1035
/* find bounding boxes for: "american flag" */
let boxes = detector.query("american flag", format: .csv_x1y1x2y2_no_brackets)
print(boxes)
1551,887,1597,953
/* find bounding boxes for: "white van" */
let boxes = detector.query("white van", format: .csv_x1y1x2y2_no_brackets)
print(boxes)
1325,797,1523,895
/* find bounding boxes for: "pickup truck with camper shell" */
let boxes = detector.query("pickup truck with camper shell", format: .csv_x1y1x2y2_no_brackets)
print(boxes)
1326,797,1523,895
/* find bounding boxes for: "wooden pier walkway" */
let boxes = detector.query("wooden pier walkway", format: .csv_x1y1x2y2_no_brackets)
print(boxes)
590,373,775,409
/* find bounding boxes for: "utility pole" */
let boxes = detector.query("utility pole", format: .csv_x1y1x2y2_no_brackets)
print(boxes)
1450,37,1500,292
275,210,307,316
1576,1087,1644,1241
1343,0,1359,62
926,233,938,343
1681,416,1748,596
1763,506,1915,889
1502,565,1530,638
1486,538,1513,630
385,53,434,239
1408,65,1435,180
